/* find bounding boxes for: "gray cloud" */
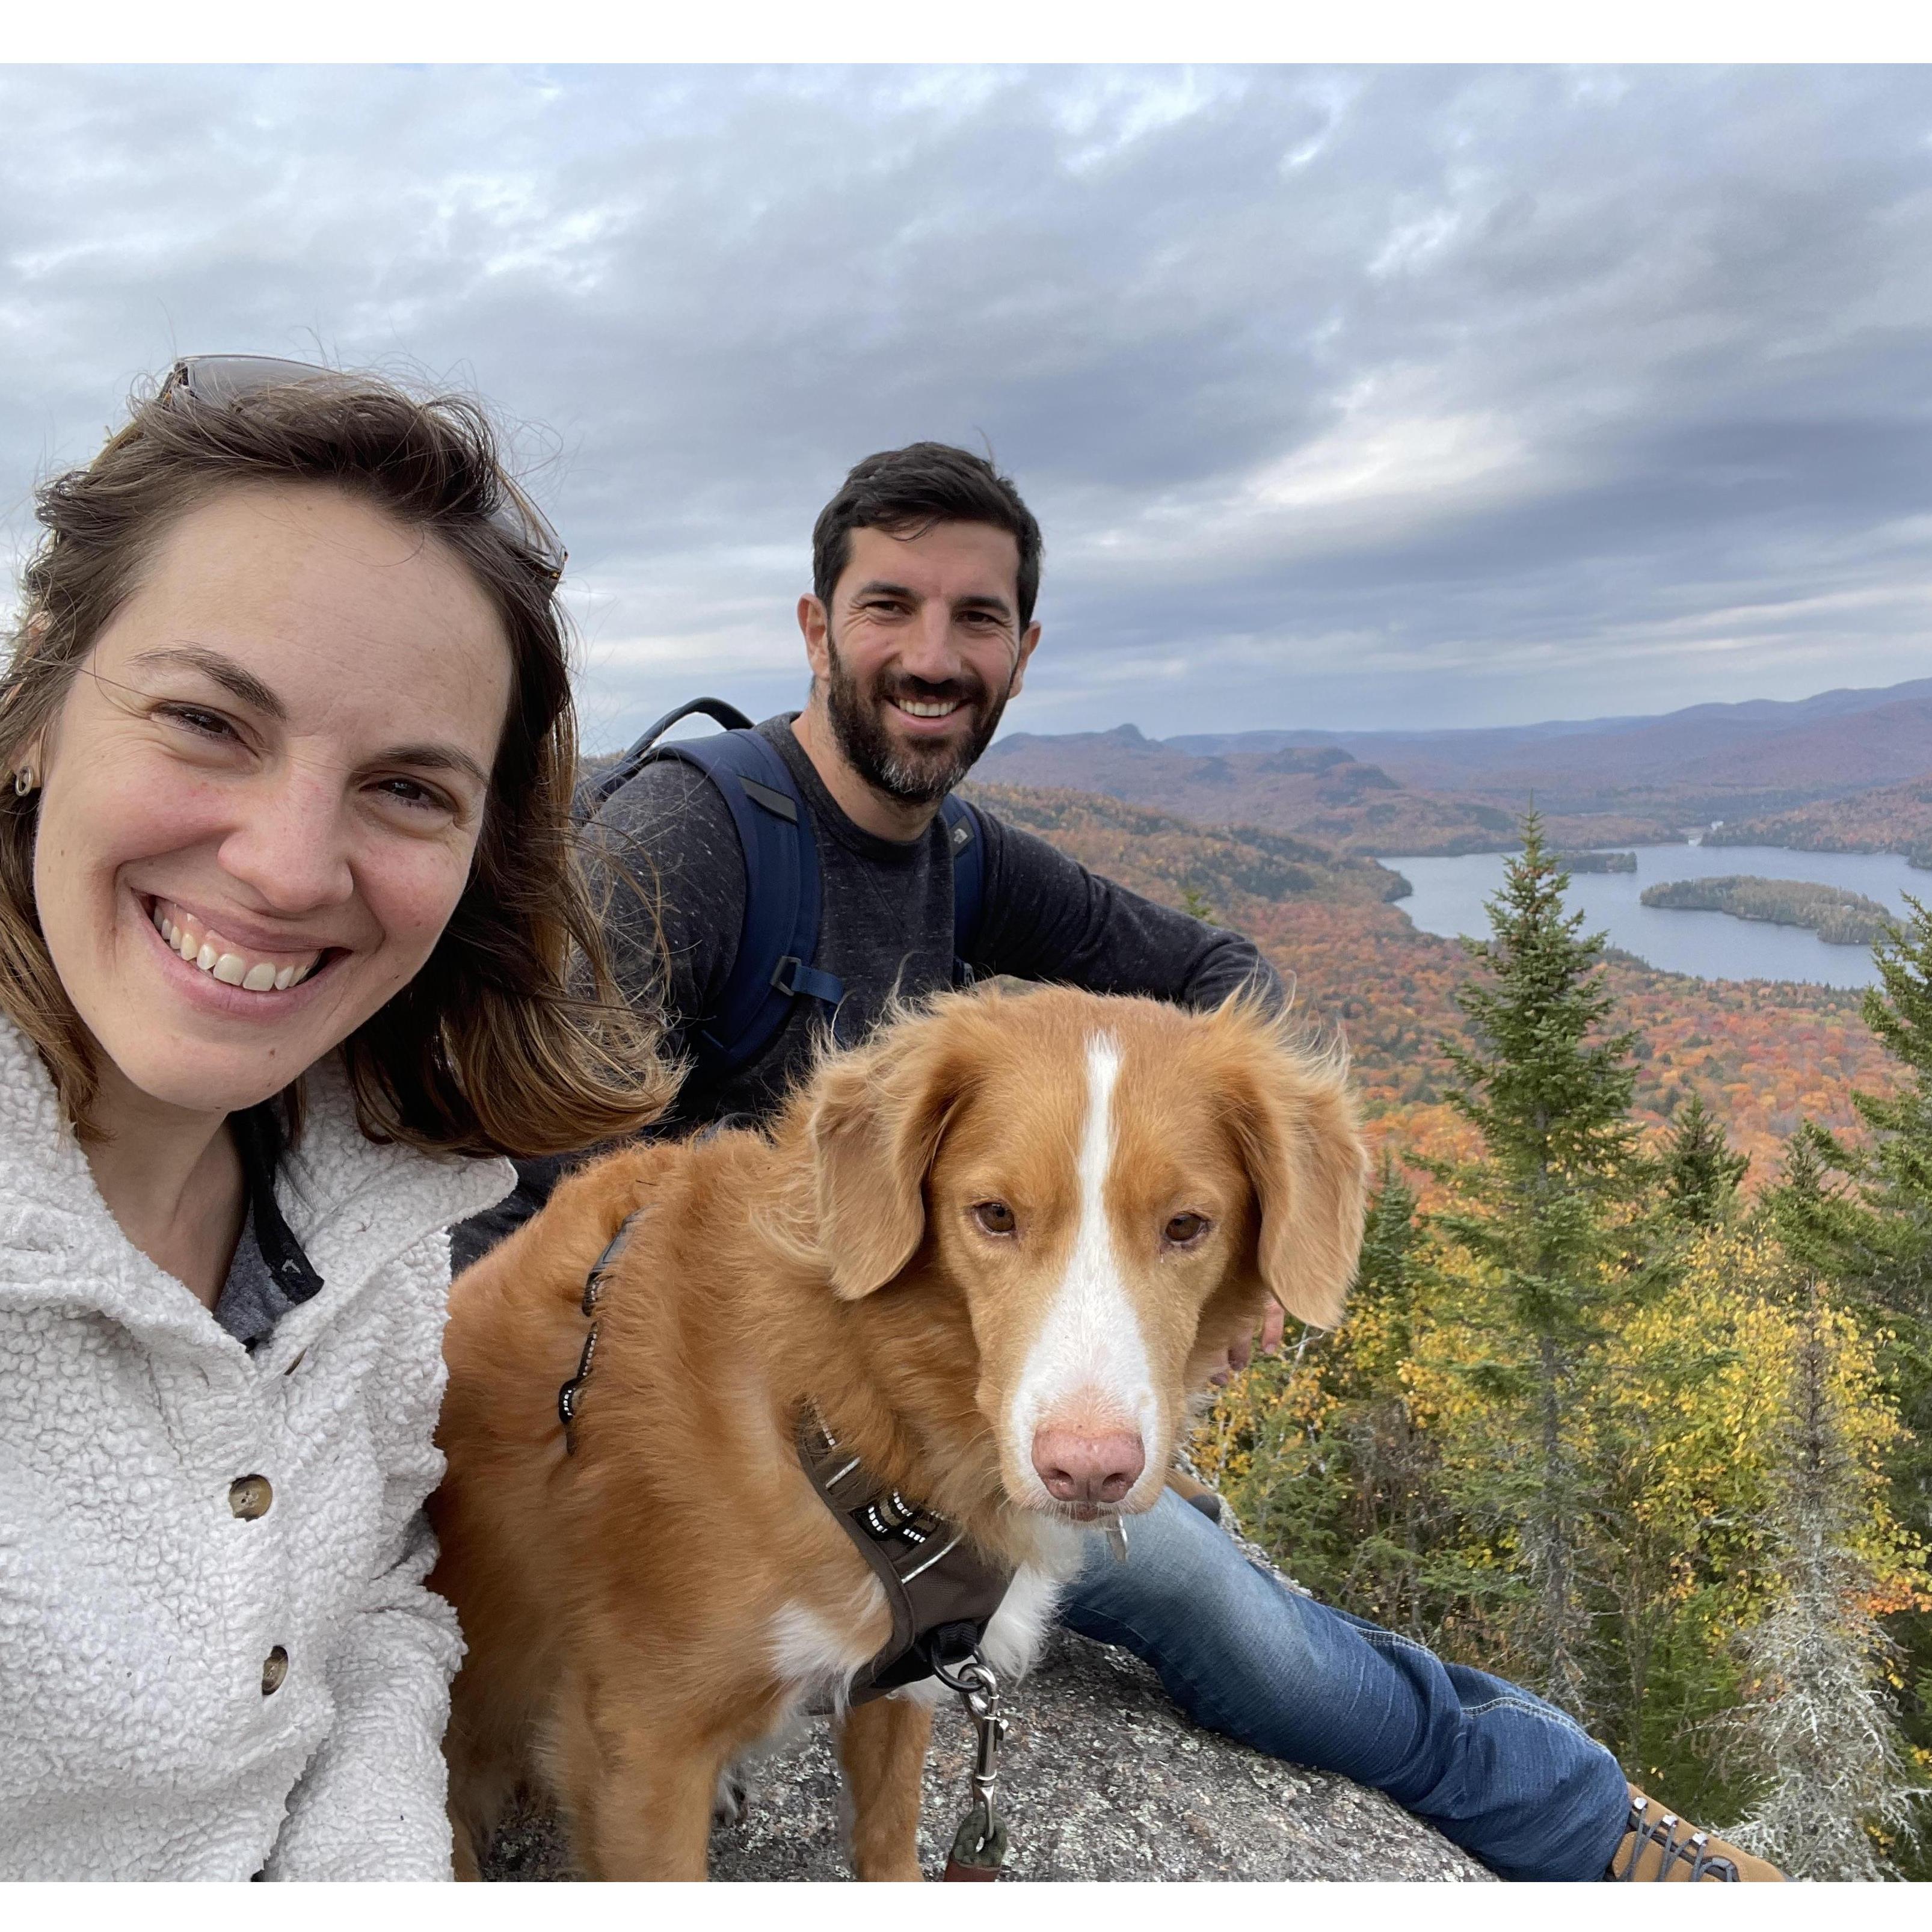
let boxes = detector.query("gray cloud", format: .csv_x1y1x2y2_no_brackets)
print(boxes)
4,64,1931,745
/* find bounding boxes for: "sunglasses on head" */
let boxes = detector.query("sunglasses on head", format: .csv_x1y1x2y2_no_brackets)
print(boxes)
161,354,568,586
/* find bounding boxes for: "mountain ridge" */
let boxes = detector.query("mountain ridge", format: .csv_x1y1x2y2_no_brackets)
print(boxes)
980,675,1932,852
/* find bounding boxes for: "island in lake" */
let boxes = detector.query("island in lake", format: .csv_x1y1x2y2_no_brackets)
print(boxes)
1639,875,1896,947
1554,850,1637,873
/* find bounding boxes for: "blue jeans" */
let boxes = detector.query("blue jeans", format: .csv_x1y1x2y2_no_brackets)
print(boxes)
1060,1489,1631,1882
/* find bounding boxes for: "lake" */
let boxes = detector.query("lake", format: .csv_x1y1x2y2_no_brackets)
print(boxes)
1384,845,1931,988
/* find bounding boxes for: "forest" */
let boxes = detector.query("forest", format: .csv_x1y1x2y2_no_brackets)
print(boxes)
985,780,1931,1878
1641,875,1895,947
1206,823,1932,1880
1554,849,1637,873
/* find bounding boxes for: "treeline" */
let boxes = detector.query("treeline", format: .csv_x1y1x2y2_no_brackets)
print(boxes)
1554,848,1637,873
1194,819,1932,1878
1641,875,1894,947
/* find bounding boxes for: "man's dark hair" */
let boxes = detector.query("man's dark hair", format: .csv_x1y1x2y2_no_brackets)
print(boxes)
811,441,1044,626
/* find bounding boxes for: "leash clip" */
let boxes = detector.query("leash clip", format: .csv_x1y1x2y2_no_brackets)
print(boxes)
938,1651,1011,1881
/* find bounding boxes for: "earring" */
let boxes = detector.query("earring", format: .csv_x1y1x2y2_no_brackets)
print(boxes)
13,768,35,797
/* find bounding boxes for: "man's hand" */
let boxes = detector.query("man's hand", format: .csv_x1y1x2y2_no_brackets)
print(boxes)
1207,1299,1288,1387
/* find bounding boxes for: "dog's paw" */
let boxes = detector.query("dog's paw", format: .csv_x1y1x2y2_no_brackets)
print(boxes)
712,1767,750,1827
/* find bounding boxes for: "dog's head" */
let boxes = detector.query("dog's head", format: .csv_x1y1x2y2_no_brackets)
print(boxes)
802,984,1368,1523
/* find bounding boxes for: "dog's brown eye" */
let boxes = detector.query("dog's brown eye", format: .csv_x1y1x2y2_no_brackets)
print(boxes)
973,1200,1017,1237
1164,1212,1209,1246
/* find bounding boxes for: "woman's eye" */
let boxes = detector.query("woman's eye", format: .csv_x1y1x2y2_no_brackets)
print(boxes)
372,776,454,815
158,703,238,742
972,1200,1017,1237
1163,1213,1210,1247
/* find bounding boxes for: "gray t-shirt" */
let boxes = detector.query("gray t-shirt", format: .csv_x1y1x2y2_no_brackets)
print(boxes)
213,1207,297,1350
208,1106,324,1350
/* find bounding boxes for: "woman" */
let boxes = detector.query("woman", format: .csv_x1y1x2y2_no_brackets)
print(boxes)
0,358,671,1878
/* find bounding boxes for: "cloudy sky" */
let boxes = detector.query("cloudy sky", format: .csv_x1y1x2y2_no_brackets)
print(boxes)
4,64,1931,746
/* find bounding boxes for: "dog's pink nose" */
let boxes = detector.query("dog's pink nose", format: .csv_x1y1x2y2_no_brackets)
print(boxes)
1031,1426,1146,1506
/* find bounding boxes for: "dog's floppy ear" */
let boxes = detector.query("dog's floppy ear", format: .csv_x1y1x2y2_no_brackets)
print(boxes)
807,1017,968,1299
1224,1030,1371,1330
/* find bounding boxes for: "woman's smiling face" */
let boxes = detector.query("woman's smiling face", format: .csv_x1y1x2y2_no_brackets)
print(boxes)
29,481,514,1122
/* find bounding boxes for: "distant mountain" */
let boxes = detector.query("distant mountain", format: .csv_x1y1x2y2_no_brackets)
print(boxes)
976,728,1672,858
1705,773,1932,867
958,779,1414,908
981,678,1932,848
1160,677,1932,776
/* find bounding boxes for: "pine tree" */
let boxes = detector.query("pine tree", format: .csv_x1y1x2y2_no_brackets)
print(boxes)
1353,1151,1426,1368
1324,1154,1446,1633
1765,900,1932,1864
1770,900,1932,1344
1430,813,1652,1717
1726,1291,1928,1878
1663,1091,1750,1228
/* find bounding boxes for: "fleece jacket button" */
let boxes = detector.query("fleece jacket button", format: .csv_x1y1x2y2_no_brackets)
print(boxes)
228,1475,273,1520
261,1646,289,1696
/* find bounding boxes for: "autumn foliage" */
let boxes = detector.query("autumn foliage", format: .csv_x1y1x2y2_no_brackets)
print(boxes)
987,782,1929,1872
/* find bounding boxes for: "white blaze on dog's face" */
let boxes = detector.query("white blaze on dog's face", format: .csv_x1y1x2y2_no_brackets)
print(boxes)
808,986,1370,1526
995,1031,1161,1516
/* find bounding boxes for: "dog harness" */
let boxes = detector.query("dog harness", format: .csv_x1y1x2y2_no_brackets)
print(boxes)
794,1406,1017,1705
557,1216,1015,1703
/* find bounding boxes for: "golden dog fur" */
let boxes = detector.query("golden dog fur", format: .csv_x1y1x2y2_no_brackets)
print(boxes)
429,984,1368,1880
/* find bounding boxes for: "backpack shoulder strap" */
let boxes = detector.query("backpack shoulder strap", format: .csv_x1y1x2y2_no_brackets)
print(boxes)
650,729,844,1077
576,696,755,823
940,795,985,982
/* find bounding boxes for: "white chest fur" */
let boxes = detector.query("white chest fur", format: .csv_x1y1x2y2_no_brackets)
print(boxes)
764,1554,1070,1723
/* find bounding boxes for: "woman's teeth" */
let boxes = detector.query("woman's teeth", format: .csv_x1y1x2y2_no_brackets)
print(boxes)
149,900,321,995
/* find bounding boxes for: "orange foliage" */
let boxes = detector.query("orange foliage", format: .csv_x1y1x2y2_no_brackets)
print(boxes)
1244,900,1895,1187
989,779,1895,1187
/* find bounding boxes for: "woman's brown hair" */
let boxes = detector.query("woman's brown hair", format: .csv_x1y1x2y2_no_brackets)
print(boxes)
0,363,673,1156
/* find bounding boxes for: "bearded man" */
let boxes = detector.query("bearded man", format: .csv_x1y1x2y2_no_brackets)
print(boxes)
455,443,1774,1883
589,442,1274,1133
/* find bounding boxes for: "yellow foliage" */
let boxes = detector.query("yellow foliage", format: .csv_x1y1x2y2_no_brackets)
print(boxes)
1192,1216,1930,1700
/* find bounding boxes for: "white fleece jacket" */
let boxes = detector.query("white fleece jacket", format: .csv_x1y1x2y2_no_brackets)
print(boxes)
0,1017,514,1880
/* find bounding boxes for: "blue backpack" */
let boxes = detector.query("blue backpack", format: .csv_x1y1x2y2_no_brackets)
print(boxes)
582,698,986,1084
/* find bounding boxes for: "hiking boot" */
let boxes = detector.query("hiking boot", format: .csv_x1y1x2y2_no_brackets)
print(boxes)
1607,1788,1784,1880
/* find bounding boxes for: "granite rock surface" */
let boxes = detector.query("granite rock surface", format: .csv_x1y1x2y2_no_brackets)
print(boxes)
479,1625,1494,1883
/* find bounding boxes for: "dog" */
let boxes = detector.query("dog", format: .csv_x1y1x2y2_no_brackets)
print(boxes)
428,983,1369,1880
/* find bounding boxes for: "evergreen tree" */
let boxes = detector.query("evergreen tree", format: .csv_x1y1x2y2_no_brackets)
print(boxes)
1767,906,1932,1423
1353,1150,1426,1365
1430,814,1652,1716
1726,1291,1927,1878
1770,900,1932,1343
1765,900,1932,1865
1663,1091,1750,1228
1325,1154,1445,1633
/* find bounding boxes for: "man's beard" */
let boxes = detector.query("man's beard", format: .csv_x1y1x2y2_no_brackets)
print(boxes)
823,635,1015,805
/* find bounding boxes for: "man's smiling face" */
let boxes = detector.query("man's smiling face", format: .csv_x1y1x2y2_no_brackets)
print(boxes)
807,520,1041,806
